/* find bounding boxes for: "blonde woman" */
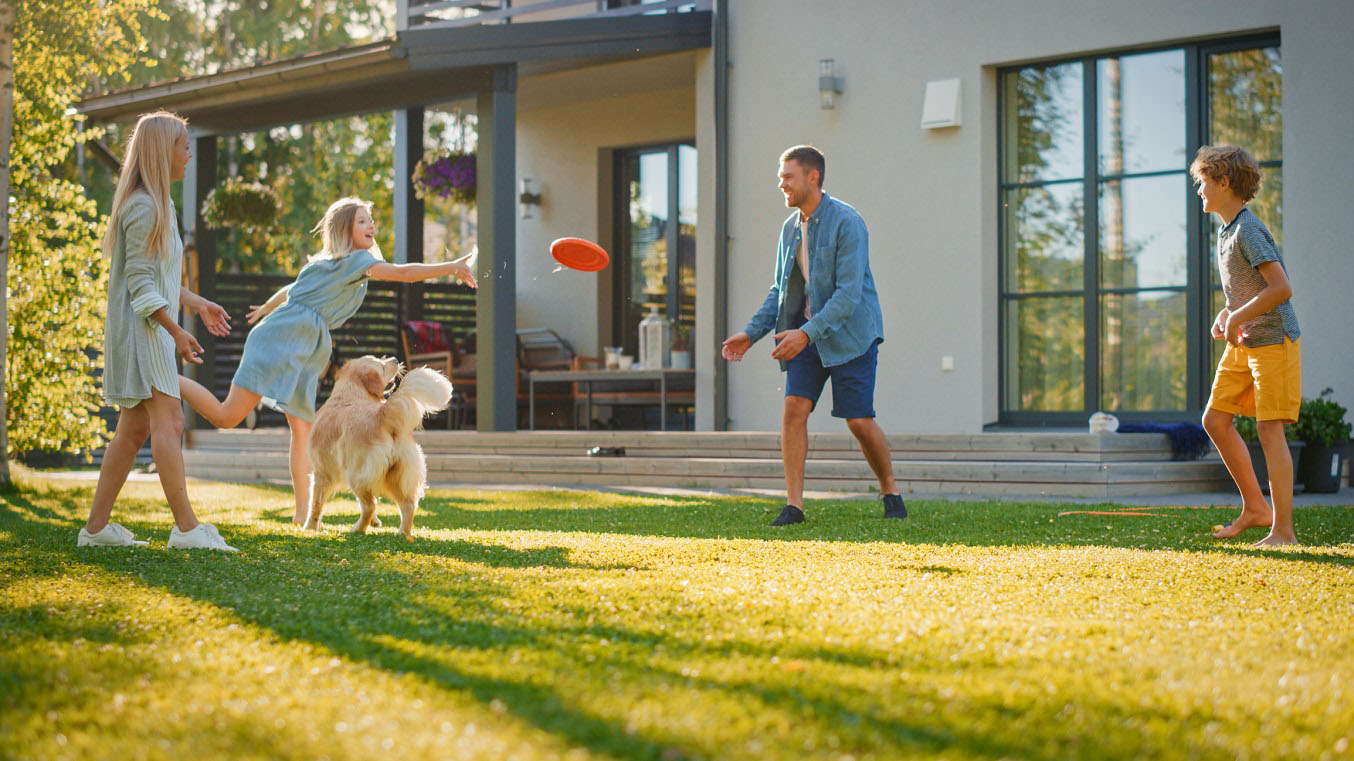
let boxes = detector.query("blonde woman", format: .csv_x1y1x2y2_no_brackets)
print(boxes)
80,111,237,551
178,197,476,526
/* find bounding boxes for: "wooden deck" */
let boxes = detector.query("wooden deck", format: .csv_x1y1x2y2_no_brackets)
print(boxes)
183,429,1233,498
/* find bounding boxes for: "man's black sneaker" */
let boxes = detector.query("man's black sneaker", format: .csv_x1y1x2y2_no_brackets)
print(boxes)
771,505,806,526
882,493,908,519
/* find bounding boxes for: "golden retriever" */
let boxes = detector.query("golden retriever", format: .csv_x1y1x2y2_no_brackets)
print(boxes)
305,356,453,539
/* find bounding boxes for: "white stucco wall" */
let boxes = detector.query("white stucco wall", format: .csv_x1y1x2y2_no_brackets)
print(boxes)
719,0,1354,434
515,65,696,359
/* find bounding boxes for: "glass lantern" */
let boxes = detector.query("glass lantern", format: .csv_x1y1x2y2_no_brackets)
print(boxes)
638,305,671,370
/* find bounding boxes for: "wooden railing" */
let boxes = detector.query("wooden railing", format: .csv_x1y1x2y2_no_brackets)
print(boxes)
398,0,710,32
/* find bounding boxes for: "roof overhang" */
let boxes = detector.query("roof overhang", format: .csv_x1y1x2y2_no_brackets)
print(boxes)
78,11,711,134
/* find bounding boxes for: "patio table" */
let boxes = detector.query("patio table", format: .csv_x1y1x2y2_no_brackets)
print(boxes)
527,367,695,431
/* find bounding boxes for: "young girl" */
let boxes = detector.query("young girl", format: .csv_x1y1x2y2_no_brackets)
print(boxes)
81,111,238,552
178,197,476,525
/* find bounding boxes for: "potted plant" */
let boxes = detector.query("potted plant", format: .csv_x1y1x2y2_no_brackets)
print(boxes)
201,178,282,232
412,150,477,204
1232,414,1303,494
1293,388,1351,493
670,323,692,370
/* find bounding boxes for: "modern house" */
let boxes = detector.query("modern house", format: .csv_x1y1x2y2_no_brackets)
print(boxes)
77,0,1354,493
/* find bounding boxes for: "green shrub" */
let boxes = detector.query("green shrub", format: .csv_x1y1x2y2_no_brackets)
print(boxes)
1294,388,1352,446
1232,414,1296,443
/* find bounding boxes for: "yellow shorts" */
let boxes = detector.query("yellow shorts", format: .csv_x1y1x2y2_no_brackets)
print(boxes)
1207,337,1301,423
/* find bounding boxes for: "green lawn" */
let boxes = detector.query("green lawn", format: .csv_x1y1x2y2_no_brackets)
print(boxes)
2,472,1352,761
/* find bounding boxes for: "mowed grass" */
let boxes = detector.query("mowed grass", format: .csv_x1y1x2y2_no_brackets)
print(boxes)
2,472,1353,761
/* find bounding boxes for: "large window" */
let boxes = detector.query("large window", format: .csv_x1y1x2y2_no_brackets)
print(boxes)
999,37,1281,423
613,143,697,360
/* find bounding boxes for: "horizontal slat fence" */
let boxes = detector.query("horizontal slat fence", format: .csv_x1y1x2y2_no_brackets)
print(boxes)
205,273,475,428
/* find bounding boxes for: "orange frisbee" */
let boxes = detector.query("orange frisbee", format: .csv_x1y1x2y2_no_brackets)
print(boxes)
551,237,610,272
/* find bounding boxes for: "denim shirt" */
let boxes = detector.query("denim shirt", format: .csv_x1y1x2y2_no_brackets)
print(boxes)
743,193,885,368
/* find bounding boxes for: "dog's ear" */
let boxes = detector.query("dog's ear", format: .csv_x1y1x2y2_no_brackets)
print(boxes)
360,366,387,398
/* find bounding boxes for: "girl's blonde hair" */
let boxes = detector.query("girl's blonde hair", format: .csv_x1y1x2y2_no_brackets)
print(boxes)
308,196,382,262
102,111,189,260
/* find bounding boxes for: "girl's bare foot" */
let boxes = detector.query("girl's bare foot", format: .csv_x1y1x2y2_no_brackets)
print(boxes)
1255,530,1298,547
1212,507,1273,539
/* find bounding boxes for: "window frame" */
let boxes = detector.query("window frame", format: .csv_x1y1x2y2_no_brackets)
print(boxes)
996,32,1281,426
611,140,697,359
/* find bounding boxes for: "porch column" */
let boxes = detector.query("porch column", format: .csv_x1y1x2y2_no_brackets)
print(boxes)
394,106,426,322
181,133,217,430
712,0,731,430
476,64,518,431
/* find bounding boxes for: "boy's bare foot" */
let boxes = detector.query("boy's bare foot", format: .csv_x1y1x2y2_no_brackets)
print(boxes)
1255,531,1298,547
1212,507,1272,539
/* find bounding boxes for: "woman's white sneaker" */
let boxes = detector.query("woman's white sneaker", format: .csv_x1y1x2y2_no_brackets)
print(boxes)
77,522,149,547
167,523,238,552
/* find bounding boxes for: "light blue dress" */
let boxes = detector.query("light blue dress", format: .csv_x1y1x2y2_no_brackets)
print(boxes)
233,249,382,422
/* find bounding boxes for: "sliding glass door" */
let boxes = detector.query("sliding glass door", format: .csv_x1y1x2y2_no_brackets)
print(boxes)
613,143,697,361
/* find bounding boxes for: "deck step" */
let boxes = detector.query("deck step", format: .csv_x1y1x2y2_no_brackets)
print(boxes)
185,429,1182,462
181,430,1231,498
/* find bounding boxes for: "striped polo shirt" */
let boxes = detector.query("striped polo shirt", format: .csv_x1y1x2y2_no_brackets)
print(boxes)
1217,207,1300,348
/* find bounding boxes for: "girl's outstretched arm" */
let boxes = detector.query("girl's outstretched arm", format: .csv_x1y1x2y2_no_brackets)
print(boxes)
247,284,291,324
366,253,477,288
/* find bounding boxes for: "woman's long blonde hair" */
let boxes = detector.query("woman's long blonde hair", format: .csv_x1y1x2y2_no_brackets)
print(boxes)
101,111,188,260
307,196,382,263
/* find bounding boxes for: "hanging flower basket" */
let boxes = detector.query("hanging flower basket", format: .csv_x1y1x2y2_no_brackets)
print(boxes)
412,150,477,205
201,178,282,232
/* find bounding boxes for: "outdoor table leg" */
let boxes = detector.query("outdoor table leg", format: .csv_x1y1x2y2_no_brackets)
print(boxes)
529,376,535,431
586,381,593,429
660,372,667,431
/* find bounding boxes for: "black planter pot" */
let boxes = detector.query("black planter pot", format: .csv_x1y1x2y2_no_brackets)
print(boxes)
1245,440,1305,494
1298,443,1345,493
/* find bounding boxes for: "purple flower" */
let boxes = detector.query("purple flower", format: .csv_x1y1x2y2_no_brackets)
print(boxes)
417,152,477,201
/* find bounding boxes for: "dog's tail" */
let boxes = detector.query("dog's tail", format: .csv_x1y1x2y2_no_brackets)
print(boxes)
381,367,454,435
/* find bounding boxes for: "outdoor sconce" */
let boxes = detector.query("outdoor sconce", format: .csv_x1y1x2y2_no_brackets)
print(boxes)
819,58,843,109
519,178,542,219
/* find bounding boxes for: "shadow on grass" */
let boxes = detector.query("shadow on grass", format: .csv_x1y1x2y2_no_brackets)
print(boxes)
0,521,1073,761
3,482,1345,760
410,491,1354,565
0,496,706,758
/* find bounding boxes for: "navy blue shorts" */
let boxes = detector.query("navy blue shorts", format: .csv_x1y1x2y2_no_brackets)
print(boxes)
783,316,879,419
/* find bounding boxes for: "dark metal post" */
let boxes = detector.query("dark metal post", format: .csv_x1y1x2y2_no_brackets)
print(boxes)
182,133,217,430
476,64,518,431
394,106,426,323
712,0,730,430
1184,48,1205,412
1081,60,1100,415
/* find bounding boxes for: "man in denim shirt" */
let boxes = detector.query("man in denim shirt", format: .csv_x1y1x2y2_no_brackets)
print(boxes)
723,145,906,526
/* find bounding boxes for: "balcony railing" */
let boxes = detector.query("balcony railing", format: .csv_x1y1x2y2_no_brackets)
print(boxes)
398,0,711,32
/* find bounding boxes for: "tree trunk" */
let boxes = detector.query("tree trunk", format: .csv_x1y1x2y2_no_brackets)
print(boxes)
0,0,16,487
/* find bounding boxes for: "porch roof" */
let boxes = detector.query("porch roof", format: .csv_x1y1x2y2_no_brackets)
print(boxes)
78,10,712,133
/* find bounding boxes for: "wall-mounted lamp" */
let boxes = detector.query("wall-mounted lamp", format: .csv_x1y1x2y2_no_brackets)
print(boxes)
519,177,542,219
819,58,844,109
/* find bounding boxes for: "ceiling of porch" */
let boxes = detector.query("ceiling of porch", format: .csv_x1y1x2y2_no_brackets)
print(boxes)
77,11,710,134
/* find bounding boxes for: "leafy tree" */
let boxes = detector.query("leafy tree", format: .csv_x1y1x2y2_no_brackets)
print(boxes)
84,1,407,274
1,0,14,483
5,0,160,459
221,113,398,273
